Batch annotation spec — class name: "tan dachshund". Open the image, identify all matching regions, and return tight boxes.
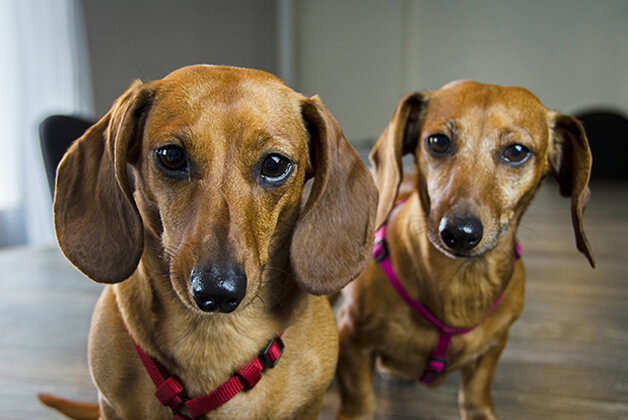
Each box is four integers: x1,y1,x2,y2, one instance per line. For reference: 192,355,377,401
38,64,378,420
336,81,594,420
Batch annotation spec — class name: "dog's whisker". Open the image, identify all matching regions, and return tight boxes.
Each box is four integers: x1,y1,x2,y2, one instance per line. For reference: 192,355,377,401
260,266,296,281
252,294,267,310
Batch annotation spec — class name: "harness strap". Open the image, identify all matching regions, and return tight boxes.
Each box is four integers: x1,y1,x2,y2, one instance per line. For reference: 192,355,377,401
373,204,520,384
375,225,475,336
420,332,452,384
130,334,284,419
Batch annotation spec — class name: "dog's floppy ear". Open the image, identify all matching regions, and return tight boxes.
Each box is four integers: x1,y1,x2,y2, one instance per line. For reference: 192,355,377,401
290,95,378,295
54,80,154,283
369,92,429,229
549,112,595,268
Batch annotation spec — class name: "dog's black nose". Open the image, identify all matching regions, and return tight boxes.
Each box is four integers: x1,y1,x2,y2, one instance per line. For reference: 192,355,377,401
439,215,483,252
190,265,247,313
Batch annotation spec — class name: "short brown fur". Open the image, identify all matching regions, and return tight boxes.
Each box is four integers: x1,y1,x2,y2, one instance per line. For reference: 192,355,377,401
41,65,377,420
336,81,594,420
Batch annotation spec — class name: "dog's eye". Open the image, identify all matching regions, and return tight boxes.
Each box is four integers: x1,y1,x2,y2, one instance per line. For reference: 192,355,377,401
155,145,188,176
259,154,293,187
427,134,453,156
501,144,531,165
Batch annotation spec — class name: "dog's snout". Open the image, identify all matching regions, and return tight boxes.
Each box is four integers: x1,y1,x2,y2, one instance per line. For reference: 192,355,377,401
439,215,483,253
190,265,247,313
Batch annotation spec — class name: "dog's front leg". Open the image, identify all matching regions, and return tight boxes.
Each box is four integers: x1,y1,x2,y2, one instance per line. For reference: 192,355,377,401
458,335,508,420
336,328,377,420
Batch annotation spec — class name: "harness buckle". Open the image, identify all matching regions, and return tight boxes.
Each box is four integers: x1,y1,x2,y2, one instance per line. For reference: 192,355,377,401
259,336,284,369
155,376,185,409
173,410,192,420
373,238,388,263
420,356,447,384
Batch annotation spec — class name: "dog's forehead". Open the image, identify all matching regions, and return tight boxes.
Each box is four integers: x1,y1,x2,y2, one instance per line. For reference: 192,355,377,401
145,65,306,144
427,81,549,137
158,65,301,114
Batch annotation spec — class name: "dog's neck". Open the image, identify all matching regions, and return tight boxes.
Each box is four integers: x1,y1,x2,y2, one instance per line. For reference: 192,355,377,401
388,193,517,329
112,230,305,392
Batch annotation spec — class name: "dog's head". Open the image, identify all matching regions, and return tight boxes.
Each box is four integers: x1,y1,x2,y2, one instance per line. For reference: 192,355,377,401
54,65,377,314
370,80,594,267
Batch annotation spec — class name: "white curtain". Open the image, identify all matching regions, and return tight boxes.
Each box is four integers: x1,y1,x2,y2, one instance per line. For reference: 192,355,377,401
0,0,93,247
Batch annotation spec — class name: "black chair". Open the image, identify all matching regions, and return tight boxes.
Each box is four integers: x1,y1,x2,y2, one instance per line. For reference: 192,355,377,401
39,114,94,198
574,109,628,180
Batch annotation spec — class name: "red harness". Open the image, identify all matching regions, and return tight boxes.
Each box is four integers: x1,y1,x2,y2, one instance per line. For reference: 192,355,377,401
372,202,521,384
130,333,284,419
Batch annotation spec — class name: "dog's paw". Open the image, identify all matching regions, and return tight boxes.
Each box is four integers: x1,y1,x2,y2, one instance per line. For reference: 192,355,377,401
460,406,498,420
337,398,376,420
337,414,374,420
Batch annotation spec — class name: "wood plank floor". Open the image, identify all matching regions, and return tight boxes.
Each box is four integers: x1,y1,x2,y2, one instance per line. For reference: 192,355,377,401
1,179,627,420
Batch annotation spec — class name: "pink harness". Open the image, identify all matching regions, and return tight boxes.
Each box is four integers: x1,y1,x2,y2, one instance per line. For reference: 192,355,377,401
372,203,521,384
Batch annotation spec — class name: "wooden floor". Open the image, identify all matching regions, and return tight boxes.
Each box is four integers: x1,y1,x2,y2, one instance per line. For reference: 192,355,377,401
1,180,627,420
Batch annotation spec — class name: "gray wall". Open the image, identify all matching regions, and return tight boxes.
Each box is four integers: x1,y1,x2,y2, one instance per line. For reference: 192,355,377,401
82,0,278,116
294,0,406,146
82,0,628,147
292,0,628,145
408,0,628,115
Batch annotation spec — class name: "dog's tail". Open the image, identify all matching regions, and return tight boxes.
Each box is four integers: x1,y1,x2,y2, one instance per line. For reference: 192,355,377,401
38,393,99,420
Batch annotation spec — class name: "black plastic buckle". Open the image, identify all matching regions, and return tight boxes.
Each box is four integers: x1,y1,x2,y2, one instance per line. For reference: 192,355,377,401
373,238,388,263
171,400,191,420
259,336,284,369
425,356,446,374
420,356,447,383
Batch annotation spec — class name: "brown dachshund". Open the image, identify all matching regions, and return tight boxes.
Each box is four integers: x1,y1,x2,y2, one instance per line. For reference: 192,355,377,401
336,81,595,420
38,64,378,420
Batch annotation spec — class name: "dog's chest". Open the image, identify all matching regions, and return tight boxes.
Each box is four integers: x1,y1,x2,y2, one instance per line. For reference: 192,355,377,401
376,320,507,389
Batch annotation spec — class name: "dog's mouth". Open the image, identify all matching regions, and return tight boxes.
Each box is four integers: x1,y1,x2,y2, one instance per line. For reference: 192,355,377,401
431,236,484,259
